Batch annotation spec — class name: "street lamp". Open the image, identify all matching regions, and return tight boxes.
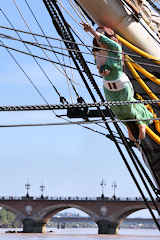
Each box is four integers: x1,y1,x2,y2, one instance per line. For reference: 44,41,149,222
100,178,106,199
40,184,45,199
112,181,117,200
25,182,31,199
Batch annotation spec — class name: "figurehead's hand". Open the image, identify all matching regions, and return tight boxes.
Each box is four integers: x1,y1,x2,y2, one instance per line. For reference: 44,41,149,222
81,23,101,41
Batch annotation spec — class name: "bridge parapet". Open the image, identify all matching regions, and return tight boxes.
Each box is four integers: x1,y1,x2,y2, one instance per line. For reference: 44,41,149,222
0,195,151,201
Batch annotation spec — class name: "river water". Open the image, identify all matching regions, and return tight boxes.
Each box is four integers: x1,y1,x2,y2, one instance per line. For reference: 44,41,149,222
0,228,159,240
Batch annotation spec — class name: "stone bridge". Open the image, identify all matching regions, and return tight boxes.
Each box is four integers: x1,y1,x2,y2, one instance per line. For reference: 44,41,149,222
0,196,159,234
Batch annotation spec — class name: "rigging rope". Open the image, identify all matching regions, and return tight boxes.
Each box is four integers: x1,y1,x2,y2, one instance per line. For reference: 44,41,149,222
1,0,119,145
11,0,62,98
2,25,160,69
24,0,79,99
120,0,160,45
147,0,160,13
0,39,53,108
2,32,160,75
0,99,159,111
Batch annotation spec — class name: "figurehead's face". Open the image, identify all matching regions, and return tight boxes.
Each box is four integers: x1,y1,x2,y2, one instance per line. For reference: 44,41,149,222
96,26,119,43
96,27,105,35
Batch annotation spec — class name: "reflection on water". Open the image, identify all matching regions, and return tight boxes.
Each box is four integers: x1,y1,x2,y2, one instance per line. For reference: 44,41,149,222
0,228,159,240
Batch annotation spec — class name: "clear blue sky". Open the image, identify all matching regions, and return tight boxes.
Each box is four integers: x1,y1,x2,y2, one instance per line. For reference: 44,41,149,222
0,0,158,218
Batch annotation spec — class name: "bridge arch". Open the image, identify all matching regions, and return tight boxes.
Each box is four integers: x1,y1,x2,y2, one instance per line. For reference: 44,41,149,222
34,203,97,223
117,202,159,221
0,204,24,228
118,207,146,220
116,204,159,229
0,203,24,219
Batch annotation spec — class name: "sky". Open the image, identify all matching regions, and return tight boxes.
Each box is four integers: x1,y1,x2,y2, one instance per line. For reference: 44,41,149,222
0,0,159,218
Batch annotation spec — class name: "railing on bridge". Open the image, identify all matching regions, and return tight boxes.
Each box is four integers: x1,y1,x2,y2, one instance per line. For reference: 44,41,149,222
0,196,151,201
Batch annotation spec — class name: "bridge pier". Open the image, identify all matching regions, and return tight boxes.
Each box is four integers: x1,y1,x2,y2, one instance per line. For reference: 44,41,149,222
23,218,46,233
96,219,119,234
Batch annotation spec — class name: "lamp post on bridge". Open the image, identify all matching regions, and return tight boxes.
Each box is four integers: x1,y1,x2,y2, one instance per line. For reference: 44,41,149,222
100,178,106,199
112,181,117,200
40,184,45,199
25,182,31,199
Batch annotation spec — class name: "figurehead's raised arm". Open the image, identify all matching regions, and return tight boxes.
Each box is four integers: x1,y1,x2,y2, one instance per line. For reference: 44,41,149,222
81,22,101,42
81,23,121,51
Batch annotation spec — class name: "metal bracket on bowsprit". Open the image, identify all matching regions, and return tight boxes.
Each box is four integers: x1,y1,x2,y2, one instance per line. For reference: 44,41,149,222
67,107,89,120
67,107,110,119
